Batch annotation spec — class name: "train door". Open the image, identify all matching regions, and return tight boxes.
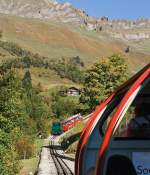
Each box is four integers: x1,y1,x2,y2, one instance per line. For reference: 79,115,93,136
96,68,150,175
82,92,130,175
75,85,135,174
76,85,134,175
75,93,115,175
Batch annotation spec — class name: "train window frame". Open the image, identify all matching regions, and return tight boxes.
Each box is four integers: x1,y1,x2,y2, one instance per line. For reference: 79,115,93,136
113,77,150,140
99,92,126,136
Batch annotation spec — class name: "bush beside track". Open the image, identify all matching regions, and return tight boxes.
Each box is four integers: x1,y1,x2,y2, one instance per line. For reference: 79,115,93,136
59,122,85,154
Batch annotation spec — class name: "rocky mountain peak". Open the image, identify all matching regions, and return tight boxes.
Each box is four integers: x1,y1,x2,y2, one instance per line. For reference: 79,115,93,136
0,0,150,41
0,0,87,24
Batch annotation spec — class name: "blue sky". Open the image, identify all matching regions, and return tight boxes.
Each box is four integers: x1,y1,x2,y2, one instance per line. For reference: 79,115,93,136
59,0,150,19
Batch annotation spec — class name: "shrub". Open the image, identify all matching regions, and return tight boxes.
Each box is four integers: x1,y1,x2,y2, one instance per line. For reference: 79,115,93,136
15,136,35,159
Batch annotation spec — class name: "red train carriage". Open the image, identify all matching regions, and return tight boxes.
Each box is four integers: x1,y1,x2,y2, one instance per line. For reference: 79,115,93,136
61,113,82,132
75,63,150,175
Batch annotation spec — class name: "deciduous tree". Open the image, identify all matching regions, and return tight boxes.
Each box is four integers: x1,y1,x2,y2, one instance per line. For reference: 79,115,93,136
80,55,128,112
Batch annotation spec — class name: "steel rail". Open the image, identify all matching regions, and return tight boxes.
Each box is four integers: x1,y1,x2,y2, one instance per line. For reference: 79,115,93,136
50,140,74,175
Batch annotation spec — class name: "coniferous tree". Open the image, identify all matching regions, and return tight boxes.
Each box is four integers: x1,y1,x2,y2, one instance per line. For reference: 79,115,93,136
22,70,32,97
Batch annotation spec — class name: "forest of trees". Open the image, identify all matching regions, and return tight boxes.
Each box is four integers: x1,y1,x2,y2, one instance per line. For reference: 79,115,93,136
0,39,85,174
0,34,129,174
50,55,128,117
0,40,84,83
0,69,51,174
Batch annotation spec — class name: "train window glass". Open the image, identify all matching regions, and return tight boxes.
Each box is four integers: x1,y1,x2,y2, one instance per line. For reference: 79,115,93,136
101,94,125,135
114,104,150,138
114,77,150,139
102,104,119,135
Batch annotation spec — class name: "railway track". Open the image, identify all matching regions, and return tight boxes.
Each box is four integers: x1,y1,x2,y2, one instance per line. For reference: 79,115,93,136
50,140,74,175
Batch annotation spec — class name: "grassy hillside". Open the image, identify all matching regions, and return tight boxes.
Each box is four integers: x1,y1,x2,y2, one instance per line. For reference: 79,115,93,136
18,67,76,90
0,15,121,62
0,14,149,73
0,39,79,91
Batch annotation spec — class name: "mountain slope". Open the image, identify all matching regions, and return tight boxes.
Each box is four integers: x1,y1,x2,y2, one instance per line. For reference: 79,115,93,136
0,15,121,61
1,0,150,42
0,14,149,73
0,0,149,73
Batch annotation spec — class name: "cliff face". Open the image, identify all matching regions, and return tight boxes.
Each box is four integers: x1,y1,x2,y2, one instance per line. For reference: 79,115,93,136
0,0,150,41
0,0,87,24
96,19,150,41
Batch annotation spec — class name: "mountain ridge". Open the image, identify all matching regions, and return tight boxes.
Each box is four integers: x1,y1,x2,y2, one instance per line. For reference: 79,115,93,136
0,0,87,24
0,0,149,72
0,0,150,41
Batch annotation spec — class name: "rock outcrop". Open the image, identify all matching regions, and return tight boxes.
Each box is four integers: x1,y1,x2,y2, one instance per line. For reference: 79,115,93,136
0,0,150,41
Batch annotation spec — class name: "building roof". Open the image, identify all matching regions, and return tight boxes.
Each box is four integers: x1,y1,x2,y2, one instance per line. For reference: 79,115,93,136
68,87,80,91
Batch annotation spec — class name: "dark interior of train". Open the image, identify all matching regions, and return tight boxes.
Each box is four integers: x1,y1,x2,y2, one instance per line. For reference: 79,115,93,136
116,77,150,139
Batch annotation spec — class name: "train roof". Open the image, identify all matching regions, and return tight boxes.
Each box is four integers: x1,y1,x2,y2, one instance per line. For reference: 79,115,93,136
61,113,82,124
114,63,150,96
